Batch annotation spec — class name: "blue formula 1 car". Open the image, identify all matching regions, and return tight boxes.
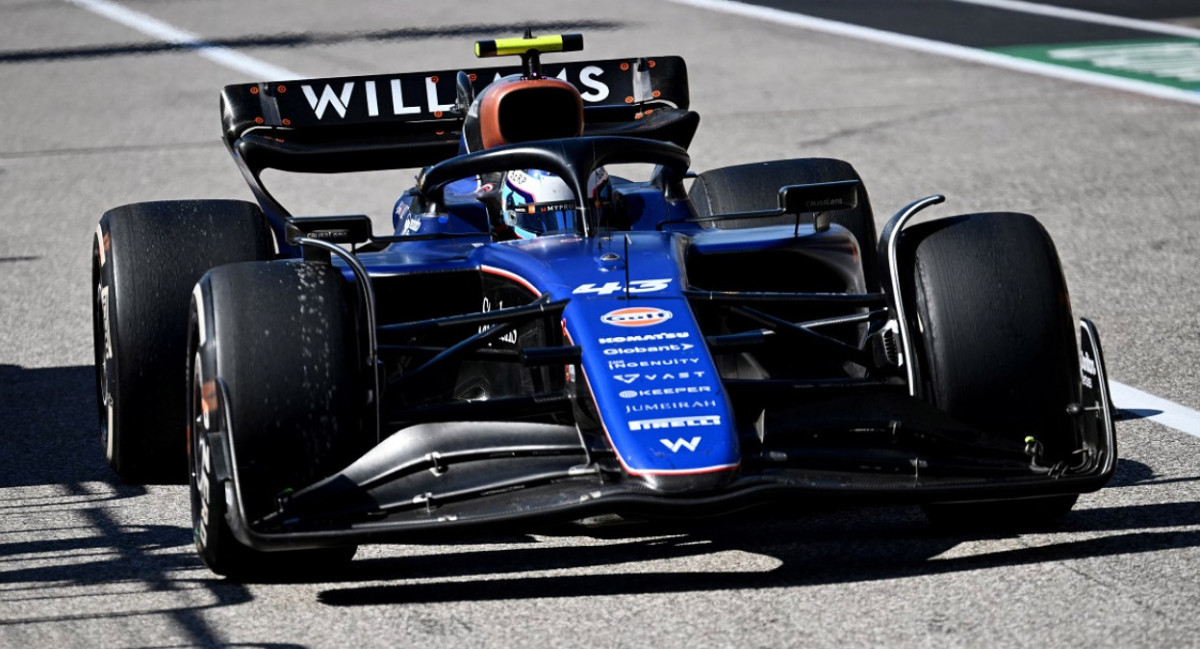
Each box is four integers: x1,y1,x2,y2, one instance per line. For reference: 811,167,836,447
92,34,1116,577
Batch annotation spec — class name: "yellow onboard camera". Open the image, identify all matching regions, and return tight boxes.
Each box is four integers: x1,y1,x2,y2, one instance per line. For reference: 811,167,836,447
475,32,584,77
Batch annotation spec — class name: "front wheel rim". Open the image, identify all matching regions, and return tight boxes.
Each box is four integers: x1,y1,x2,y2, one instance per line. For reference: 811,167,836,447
188,348,212,553
92,242,116,463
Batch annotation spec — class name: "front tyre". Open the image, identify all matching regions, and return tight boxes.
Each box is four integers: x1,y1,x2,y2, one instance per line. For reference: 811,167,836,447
188,261,362,578
900,213,1082,527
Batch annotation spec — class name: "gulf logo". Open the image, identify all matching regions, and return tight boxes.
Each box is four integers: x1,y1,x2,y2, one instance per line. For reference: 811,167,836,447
601,307,673,328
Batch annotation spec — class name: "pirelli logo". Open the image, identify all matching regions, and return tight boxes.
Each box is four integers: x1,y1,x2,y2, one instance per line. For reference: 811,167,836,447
628,415,721,431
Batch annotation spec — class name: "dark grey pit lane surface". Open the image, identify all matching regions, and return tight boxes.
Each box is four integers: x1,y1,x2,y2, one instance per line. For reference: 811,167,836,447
2,1,1199,648
1027,0,1200,21
729,0,1164,47
0,20,626,65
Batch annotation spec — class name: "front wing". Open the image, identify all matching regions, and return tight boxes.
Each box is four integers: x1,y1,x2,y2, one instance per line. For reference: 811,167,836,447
211,320,1115,551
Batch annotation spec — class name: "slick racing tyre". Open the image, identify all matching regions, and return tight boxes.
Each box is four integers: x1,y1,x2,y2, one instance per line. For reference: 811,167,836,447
93,200,273,483
900,212,1081,527
188,261,361,578
689,158,879,286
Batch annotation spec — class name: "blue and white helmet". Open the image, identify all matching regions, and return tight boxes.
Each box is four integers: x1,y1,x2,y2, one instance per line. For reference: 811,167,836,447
502,167,609,239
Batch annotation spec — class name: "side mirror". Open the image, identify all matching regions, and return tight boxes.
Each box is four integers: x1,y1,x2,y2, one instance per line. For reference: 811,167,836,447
285,215,373,246
778,179,859,215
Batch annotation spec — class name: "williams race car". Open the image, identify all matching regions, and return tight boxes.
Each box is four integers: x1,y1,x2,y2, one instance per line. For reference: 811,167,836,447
92,34,1116,577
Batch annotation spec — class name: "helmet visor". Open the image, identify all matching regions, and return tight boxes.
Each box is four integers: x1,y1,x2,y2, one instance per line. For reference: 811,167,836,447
509,200,578,238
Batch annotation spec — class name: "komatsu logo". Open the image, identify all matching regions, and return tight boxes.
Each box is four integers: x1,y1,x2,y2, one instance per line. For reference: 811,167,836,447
599,331,689,345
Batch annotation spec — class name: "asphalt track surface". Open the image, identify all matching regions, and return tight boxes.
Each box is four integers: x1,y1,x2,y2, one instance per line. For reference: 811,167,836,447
2,1,1199,647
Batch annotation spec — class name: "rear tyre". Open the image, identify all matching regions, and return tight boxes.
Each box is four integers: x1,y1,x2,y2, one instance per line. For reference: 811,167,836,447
188,261,362,578
93,200,273,483
689,158,879,285
899,213,1081,527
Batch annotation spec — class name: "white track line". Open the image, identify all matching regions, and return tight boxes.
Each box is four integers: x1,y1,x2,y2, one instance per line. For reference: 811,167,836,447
1110,381,1200,439
660,0,1200,106
950,0,1200,40
66,0,1200,441
64,0,301,80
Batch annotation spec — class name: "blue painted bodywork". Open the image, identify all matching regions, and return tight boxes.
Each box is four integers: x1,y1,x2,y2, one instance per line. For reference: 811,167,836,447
339,180,863,484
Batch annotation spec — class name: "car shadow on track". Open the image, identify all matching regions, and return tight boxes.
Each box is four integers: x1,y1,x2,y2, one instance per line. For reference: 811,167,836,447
0,364,113,488
316,455,1200,606
6,365,1198,614
0,364,258,649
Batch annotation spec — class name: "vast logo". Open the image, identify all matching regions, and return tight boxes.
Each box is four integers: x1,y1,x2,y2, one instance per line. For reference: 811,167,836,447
611,371,708,384
600,307,673,328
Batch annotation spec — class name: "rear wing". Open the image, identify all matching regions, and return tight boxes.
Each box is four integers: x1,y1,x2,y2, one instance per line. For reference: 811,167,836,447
220,56,694,176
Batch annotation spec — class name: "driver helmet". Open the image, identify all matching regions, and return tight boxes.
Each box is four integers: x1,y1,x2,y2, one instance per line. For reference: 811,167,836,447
502,167,609,239
455,73,611,238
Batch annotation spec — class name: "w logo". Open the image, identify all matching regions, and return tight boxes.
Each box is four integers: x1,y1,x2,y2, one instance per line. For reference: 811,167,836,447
660,437,701,453
302,82,355,119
